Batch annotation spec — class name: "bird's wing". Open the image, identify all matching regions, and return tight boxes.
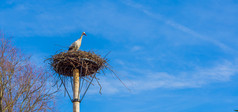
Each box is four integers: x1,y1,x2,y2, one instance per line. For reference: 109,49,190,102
70,42,76,47
68,46,74,51
68,42,77,51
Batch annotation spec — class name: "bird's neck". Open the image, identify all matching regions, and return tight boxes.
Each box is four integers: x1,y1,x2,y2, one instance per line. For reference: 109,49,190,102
77,34,84,41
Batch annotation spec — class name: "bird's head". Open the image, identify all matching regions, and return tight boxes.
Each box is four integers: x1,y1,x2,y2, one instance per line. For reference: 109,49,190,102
82,32,87,36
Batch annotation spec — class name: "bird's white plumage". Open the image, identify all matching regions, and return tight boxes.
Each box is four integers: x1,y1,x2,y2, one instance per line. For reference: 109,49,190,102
68,32,86,52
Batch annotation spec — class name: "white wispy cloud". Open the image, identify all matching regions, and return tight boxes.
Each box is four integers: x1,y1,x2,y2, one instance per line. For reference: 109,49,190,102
131,45,142,52
89,60,237,94
123,0,235,53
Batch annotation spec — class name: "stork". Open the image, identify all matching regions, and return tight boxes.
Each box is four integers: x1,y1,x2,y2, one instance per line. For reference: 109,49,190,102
68,32,87,52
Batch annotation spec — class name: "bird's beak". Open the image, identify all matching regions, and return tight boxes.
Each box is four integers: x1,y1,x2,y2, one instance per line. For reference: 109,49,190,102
84,33,87,36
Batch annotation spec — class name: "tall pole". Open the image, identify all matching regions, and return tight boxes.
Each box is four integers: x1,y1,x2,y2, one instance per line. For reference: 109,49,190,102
73,69,80,112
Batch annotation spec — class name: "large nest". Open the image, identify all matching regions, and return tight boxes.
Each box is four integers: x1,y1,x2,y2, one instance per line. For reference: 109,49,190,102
49,51,108,77
46,50,128,100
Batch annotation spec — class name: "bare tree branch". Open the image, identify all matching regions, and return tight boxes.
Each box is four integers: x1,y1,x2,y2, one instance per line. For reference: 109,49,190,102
0,34,57,112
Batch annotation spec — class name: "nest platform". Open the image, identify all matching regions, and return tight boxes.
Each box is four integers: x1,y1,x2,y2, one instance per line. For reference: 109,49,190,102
49,51,107,77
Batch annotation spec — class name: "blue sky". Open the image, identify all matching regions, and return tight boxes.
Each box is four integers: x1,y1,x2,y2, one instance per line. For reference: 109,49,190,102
1,0,238,112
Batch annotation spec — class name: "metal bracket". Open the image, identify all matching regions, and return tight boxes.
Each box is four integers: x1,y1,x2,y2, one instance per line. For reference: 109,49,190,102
72,99,80,102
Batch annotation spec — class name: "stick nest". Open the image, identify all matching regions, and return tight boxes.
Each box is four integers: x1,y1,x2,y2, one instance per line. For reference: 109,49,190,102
49,51,108,77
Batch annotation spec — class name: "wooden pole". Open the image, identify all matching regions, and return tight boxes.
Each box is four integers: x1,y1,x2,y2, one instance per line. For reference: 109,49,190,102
73,69,80,112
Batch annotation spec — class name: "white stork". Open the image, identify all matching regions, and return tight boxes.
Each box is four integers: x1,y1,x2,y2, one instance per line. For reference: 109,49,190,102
68,32,87,52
